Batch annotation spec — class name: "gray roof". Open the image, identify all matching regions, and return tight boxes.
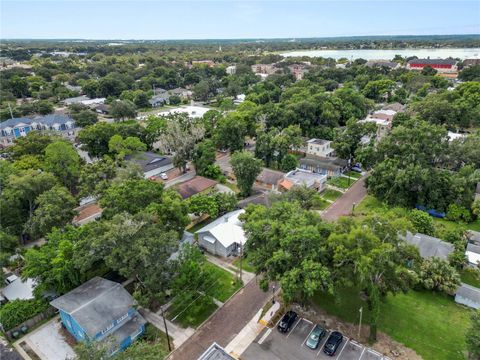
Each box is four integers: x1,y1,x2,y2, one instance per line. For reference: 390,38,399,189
149,93,170,105
467,243,480,255
300,155,348,171
124,152,173,174
456,283,480,304
198,343,235,360
0,115,74,130
467,230,480,246
404,232,454,260
50,277,134,338
366,60,399,68
408,58,457,65
256,168,285,186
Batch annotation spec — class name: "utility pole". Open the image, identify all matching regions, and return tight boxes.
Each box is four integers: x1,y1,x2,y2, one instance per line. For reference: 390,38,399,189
358,307,363,339
272,284,276,304
352,202,356,216
160,305,172,352
238,245,243,283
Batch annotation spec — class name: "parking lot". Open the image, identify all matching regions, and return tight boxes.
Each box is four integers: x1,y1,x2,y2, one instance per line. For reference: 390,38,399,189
242,317,391,360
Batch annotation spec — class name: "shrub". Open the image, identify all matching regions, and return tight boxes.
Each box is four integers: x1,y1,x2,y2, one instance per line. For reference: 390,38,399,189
446,204,472,223
0,299,49,330
409,209,435,236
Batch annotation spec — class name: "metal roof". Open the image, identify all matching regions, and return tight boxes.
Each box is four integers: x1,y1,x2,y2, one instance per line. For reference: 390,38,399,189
403,232,454,260
456,283,480,304
196,210,246,249
198,342,235,360
124,152,173,174
407,58,457,65
0,115,74,130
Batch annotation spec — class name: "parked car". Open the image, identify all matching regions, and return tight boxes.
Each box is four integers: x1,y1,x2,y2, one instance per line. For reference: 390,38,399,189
323,331,343,356
4,273,18,285
351,166,362,173
306,324,327,349
160,173,168,180
277,311,298,333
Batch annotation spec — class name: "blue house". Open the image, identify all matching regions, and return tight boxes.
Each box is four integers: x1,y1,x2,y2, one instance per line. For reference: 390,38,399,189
50,277,146,355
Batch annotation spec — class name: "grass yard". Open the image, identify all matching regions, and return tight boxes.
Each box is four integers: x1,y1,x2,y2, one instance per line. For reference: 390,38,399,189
460,268,480,288
187,217,215,233
345,171,362,179
313,197,331,210
355,195,480,233
232,256,256,273
167,297,218,328
223,181,240,194
321,189,343,202
204,262,242,302
312,287,472,360
327,176,356,189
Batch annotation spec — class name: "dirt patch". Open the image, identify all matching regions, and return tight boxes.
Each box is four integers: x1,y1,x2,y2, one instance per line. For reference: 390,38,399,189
293,303,422,360
59,323,78,349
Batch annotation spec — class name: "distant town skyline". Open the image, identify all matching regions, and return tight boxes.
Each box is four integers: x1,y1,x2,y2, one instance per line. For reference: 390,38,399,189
1,1,479,40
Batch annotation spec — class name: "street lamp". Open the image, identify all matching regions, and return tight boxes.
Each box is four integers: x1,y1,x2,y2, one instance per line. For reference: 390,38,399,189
352,202,357,216
358,307,363,339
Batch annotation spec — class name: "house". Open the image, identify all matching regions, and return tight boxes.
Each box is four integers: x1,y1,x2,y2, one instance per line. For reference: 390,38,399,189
280,168,327,192
463,59,480,67
365,60,400,69
455,283,480,309
73,203,102,226
255,168,285,190
198,342,236,360
288,64,309,80
196,210,246,257
403,232,454,260
359,115,393,141
1,278,36,301
94,104,110,115
65,84,83,93
226,65,237,75
157,106,210,119
149,94,169,108
0,115,76,147
50,277,146,355
176,176,218,199
382,102,406,113
251,64,278,76
466,243,480,267
406,58,457,73
191,60,216,68
234,94,246,105
169,88,192,99
447,131,466,142
299,155,348,178
306,139,335,158
169,232,194,261
467,230,480,246
63,95,90,106
124,152,174,179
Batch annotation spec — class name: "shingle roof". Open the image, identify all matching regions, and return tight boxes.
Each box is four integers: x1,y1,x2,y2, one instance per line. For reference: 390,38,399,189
177,176,218,199
408,58,457,65
0,115,74,130
456,283,480,304
403,232,454,260
300,155,348,171
124,152,173,174
256,168,285,186
50,277,134,338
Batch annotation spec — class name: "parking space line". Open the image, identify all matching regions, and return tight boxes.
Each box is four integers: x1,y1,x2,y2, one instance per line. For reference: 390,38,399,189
358,346,366,359
303,318,313,324
335,339,348,359
286,317,301,338
301,324,316,347
257,328,271,345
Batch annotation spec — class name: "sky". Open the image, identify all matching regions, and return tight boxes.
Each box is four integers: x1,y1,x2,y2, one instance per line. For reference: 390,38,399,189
1,1,479,40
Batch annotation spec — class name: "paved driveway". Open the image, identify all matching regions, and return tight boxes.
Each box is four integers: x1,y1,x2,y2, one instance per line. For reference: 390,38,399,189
321,176,368,221
242,316,390,360
15,318,75,360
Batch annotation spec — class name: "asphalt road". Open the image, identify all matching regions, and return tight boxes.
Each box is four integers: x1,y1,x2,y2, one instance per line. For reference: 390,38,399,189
321,176,368,221
168,278,271,360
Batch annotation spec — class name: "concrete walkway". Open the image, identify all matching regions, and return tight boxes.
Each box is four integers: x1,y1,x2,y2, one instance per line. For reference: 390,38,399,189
205,254,256,284
139,308,195,349
322,176,368,221
225,301,281,358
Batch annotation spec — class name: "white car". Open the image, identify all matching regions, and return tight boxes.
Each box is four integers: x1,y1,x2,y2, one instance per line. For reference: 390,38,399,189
160,173,168,180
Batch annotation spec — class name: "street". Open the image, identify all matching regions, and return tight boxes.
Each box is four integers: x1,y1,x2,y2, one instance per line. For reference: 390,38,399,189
168,278,270,360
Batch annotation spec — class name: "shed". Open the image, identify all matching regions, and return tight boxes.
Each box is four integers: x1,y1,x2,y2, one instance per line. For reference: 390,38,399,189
466,243,480,267
1,278,36,301
455,283,480,309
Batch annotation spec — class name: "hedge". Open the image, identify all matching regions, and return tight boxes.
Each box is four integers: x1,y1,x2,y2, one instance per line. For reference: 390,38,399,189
0,299,49,331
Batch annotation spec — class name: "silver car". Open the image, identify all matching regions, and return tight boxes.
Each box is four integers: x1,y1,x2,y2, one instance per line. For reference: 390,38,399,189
306,325,326,350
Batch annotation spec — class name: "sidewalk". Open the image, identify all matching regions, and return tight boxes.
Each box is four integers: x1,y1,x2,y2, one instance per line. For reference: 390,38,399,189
225,301,281,358
139,308,195,348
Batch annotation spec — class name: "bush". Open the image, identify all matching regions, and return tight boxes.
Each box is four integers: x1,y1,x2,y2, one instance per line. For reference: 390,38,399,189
446,204,472,223
0,299,49,330
409,209,435,236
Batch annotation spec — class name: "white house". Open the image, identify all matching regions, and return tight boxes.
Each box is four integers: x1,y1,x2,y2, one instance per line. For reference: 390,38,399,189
306,139,335,158
455,283,480,309
466,243,480,267
196,210,246,257
226,65,237,75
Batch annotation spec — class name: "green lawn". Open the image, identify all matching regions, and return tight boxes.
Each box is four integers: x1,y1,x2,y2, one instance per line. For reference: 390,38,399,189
232,256,256,273
204,262,242,302
345,171,363,179
312,196,331,210
327,176,356,189
321,189,343,202
167,298,218,328
313,287,472,360
355,195,480,233
187,217,215,233
460,268,480,288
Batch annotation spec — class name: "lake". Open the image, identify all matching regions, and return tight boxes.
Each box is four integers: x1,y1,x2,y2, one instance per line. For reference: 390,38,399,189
280,48,480,60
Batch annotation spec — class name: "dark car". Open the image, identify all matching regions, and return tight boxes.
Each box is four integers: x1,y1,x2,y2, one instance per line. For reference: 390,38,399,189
323,331,343,356
305,324,326,349
277,311,298,333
